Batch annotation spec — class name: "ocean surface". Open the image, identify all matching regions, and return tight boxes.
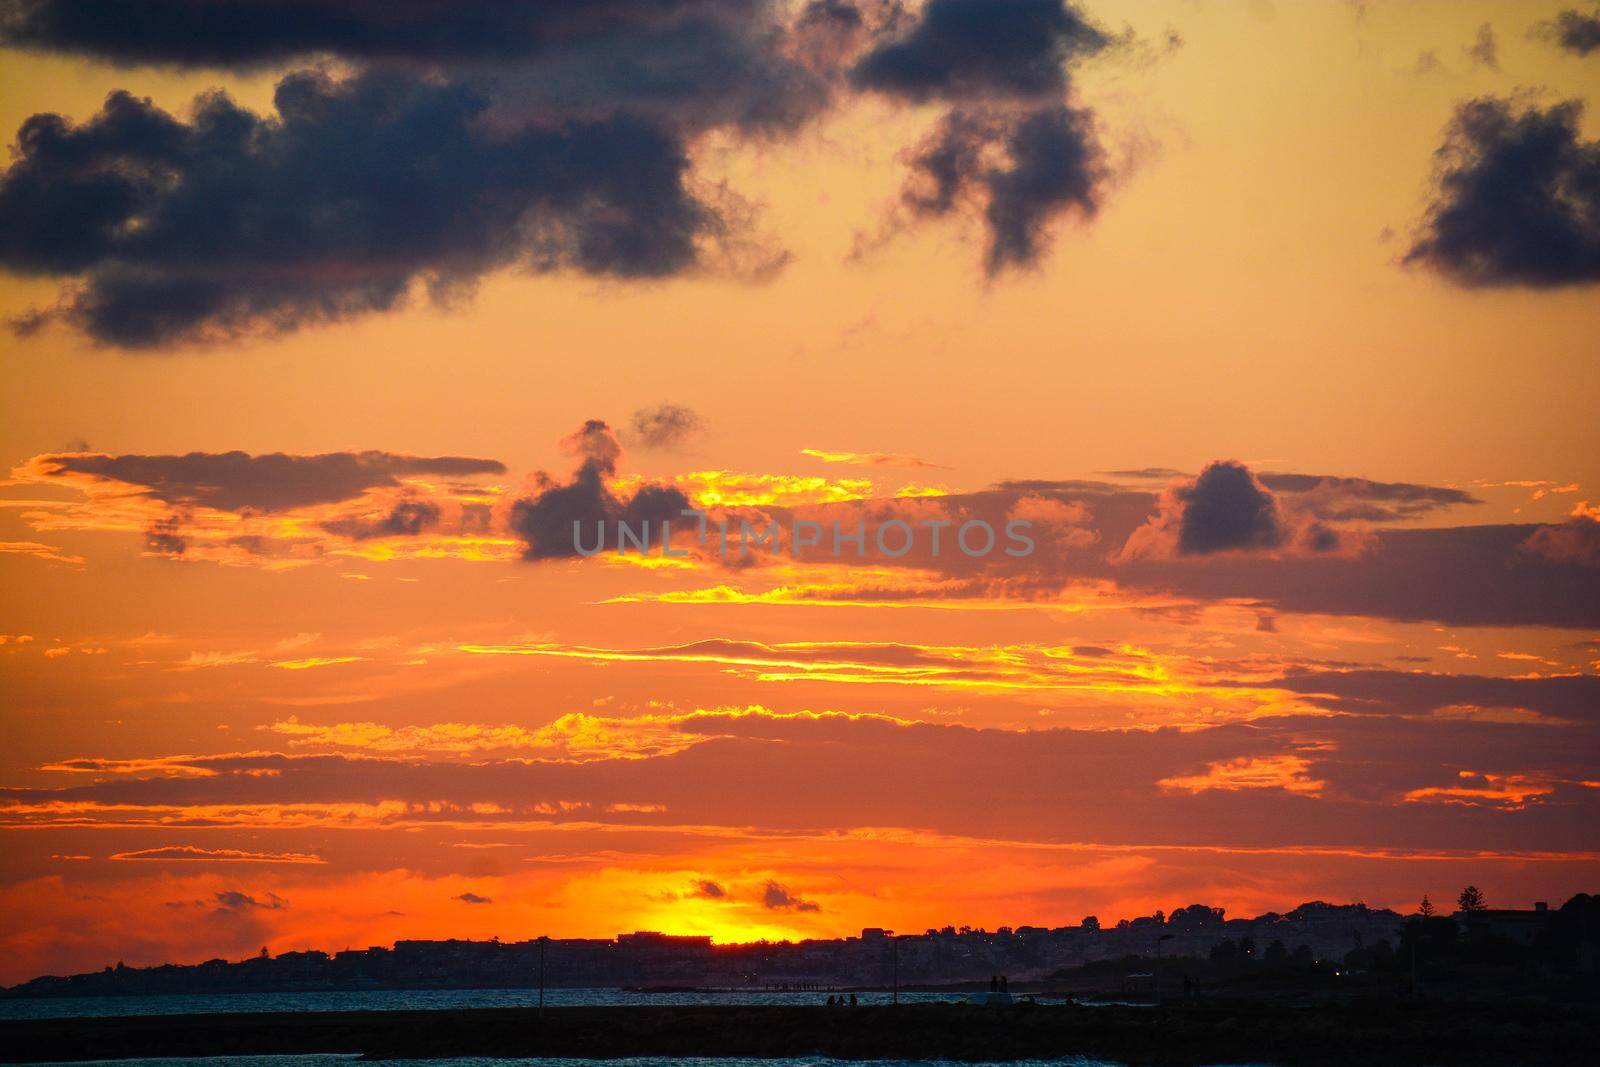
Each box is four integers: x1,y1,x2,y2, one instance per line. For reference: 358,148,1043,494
0,986,1153,1021
44,1059,1142,1067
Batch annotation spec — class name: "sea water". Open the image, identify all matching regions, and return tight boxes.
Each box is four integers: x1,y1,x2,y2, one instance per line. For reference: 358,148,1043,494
43,1059,1141,1067
0,987,1148,1021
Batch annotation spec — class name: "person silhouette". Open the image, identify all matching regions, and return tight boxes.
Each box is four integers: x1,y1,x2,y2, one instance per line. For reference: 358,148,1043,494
826,994,836,1007
1000,975,1008,992
849,993,857,1007
989,975,999,992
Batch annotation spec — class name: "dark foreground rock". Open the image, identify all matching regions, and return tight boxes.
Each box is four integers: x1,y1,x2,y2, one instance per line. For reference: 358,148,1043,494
3,1001,1596,1065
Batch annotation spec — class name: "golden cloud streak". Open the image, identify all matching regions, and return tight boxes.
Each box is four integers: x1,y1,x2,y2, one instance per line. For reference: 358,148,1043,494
614,470,877,508
0,540,85,566
1402,771,1573,810
108,846,326,863
800,448,948,470
5,453,514,568
455,638,1285,709
1158,755,1327,796
7,802,1597,868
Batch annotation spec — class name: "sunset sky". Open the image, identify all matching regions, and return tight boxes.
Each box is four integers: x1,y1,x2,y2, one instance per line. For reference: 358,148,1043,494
1,0,1598,986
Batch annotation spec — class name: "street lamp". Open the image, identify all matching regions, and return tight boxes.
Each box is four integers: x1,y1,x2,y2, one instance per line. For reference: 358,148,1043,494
538,936,549,1014
891,936,899,1006
1155,934,1175,1006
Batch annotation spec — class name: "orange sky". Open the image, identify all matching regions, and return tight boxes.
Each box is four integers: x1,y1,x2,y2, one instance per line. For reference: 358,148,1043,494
1,0,1598,986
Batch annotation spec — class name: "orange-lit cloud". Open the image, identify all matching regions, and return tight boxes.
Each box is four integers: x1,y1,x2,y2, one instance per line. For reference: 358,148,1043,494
615,470,877,508
0,540,84,565
1158,755,1327,796
5,449,515,568
801,448,948,470
110,846,327,863
260,709,744,761
270,656,365,670
455,636,1265,708
1403,772,1566,811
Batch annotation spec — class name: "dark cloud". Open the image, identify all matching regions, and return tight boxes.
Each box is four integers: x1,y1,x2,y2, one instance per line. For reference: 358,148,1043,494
1274,669,1600,724
823,475,1596,628
563,418,625,475
689,878,727,899
0,1,860,346
0,1,1160,342
672,478,1598,628
476,14,832,136
19,98,744,341
1411,49,1443,76
1116,523,1600,628
213,890,287,911
1,70,743,346
38,450,504,511
1176,461,1284,555
798,0,863,34
11,711,1598,856
630,403,705,450
789,0,872,76
849,0,1107,102
1522,517,1600,566
1095,469,1477,524
0,0,753,67
1114,462,1365,560
1257,472,1481,522
848,0,1118,275
1403,97,1600,288
992,478,1133,494
984,105,1106,272
1543,9,1600,57
0,0,832,137
1464,22,1498,69
321,500,442,540
509,468,613,559
509,420,691,559
898,108,986,216
762,880,821,911
900,104,1107,274
453,891,494,905
143,513,188,555
1100,467,1187,480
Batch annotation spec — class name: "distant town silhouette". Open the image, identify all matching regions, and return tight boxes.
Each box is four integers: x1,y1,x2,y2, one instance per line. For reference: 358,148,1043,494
9,889,1595,1000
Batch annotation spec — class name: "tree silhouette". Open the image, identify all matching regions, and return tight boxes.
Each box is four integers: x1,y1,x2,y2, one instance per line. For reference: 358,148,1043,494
1458,885,1487,912
1419,895,1435,917
1081,915,1099,931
